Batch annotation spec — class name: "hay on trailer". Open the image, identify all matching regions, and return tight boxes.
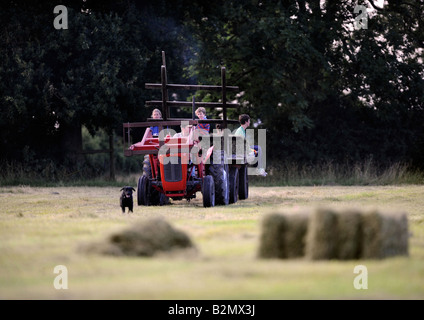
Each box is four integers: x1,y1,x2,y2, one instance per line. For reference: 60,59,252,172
81,217,196,257
305,208,338,260
258,212,308,259
335,209,362,260
361,210,409,259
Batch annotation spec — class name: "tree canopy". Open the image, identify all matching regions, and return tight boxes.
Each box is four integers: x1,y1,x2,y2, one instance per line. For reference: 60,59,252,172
1,0,423,176
183,0,424,166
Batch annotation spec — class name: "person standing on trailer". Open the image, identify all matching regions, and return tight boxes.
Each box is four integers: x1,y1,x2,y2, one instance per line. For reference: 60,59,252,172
234,114,267,177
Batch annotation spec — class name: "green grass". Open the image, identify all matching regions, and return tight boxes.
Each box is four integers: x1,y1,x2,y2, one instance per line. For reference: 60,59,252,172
2,159,424,188
251,161,424,186
0,185,423,299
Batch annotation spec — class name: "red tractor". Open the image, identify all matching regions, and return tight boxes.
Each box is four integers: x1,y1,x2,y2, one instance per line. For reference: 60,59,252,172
123,52,250,207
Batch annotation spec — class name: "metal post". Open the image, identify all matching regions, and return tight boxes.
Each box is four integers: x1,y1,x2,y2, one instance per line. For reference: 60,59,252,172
161,65,168,120
222,67,227,129
109,134,115,181
127,122,130,147
192,96,196,120
162,51,166,68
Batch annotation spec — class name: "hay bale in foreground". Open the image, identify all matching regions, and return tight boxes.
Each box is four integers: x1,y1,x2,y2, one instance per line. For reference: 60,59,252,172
258,208,409,261
305,208,338,260
257,214,285,259
361,211,409,259
82,218,196,257
258,213,308,259
335,210,362,260
284,214,309,258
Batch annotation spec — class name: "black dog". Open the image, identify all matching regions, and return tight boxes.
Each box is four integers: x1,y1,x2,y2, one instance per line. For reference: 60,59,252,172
120,186,135,213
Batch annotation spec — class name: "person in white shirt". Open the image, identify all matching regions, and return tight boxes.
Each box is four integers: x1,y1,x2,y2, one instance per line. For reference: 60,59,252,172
173,123,192,138
234,114,267,177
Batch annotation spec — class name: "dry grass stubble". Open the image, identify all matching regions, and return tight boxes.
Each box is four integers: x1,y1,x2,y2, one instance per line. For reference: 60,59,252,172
0,185,423,299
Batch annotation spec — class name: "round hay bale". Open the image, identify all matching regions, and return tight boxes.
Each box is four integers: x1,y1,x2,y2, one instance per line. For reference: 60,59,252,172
382,212,409,258
305,208,338,260
258,213,308,259
361,211,409,259
284,214,309,258
335,209,362,260
257,213,286,259
361,210,383,259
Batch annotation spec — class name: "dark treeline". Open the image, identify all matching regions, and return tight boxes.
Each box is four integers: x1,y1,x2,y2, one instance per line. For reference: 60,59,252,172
1,0,423,179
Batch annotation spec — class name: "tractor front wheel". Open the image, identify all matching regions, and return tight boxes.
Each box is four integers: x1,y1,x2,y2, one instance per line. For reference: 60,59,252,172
142,154,164,205
208,150,229,206
137,175,149,206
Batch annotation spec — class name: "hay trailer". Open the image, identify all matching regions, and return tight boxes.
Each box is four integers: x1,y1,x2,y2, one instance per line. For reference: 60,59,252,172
123,52,250,207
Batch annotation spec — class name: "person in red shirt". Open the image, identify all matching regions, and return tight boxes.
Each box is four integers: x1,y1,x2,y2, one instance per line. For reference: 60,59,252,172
195,107,210,134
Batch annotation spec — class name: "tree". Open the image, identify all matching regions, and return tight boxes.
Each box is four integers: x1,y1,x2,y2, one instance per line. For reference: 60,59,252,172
183,0,424,167
0,0,191,175
1,0,423,178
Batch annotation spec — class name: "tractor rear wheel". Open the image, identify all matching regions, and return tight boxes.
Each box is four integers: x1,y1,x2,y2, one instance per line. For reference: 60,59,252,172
202,175,215,207
208,150,229,206
239,165,249,200
229,167,239,204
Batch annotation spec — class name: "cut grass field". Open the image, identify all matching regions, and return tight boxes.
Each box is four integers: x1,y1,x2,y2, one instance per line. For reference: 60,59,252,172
0,185,423,299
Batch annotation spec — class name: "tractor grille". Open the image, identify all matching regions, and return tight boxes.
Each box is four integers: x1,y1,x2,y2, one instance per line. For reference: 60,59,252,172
163,156,182,182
